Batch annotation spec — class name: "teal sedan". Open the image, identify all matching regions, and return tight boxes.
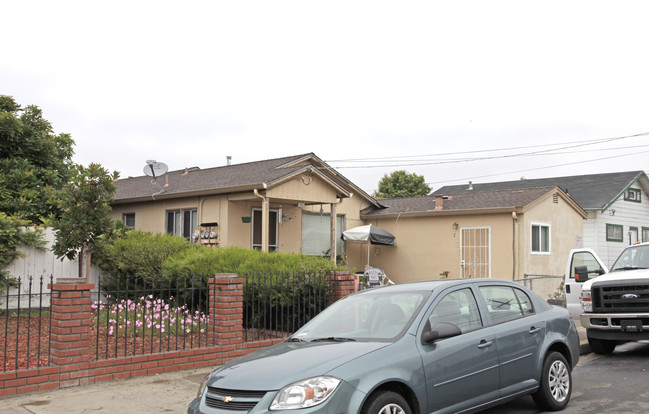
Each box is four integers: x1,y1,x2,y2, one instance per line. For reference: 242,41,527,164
188,278,579,414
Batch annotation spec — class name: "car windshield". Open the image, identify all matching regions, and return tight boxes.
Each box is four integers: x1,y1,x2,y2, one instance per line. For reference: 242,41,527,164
290,289,430,341
611,244,649,272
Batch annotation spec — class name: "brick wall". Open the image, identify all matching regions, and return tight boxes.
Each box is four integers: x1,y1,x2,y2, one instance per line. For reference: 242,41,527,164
0,272,355,397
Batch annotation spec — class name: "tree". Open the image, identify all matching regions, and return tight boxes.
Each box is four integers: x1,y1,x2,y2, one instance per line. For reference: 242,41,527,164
51,163,119,281
0,213,45,297
374,170,431,198
0,95,75,223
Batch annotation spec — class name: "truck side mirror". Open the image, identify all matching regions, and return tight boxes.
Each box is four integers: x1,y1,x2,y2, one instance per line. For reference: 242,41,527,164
574,265,589,282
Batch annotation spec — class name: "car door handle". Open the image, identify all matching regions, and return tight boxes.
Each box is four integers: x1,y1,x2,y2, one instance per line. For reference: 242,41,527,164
529,327,542,334
477,340,493,349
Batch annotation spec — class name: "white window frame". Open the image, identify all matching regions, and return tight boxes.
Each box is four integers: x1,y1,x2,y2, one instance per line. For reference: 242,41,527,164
531,223,551,254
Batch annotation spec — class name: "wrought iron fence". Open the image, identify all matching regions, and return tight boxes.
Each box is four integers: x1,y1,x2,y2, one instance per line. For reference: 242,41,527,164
1,272,336,372
1,276,53,372
243,272,332,341
92,274,213,361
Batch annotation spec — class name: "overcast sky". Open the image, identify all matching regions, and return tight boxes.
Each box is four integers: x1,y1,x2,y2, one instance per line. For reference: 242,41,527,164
3,1,648,194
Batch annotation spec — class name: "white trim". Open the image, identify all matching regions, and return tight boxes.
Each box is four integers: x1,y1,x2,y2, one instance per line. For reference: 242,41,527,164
530,222,551,255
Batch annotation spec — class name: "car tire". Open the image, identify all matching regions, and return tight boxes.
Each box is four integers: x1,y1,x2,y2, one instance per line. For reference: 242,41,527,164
361,391,412,414
532,351,572,411
588,337,616,355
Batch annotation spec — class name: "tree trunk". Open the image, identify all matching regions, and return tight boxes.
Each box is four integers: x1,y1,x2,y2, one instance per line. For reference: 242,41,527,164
78,246,85,278
85,250,92,283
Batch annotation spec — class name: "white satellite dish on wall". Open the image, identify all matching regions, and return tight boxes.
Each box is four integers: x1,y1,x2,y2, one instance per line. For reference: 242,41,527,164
143,160,168,179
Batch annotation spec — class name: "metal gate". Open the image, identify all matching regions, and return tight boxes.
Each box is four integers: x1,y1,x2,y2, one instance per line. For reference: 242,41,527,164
461,227,491,278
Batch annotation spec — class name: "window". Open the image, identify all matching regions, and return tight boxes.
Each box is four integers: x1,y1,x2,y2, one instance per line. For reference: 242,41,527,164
302,212,345,256
427,288,482,334
624,188,641,202
479,286,529,324
606,223,623,242
252,208,278,251
167,209,197,239
123,213,135,229
643,227,649,243
531,224,550,253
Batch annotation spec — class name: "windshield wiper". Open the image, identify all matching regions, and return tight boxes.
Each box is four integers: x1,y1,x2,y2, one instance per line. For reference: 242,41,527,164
614,266,649,271
310,337,356,342
286,336,307,342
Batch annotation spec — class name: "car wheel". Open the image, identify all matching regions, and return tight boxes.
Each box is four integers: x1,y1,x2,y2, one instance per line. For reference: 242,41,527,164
588,337,616,355
361,391,412,414
532,351,572,411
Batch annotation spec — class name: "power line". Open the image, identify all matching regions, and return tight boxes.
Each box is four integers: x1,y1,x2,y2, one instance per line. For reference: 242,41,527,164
426,149,649,185
326,131,649,167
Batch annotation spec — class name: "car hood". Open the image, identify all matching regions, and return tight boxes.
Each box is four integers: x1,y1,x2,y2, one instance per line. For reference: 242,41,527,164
207,340,388,390
583,268,649,289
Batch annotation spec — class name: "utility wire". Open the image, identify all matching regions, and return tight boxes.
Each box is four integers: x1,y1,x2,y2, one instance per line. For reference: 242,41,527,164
326,131,649,167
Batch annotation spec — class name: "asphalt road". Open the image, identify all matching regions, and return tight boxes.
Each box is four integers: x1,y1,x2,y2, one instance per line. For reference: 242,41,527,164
480,341,649,414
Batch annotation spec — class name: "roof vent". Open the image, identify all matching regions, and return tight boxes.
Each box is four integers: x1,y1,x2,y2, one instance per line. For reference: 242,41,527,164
467,181,473,191
226,156,232,166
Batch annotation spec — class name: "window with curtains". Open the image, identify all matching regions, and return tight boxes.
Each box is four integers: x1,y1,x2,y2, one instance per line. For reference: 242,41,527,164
301,212,345,256
166,209,198,240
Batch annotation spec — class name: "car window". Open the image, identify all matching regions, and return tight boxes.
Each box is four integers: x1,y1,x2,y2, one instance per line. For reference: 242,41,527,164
427,288,482,334
569,251,603,279
514,288,534,315
292,291,429,341
479,286,526,324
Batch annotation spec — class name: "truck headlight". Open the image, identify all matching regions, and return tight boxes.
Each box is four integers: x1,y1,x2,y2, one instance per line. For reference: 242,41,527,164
581,290,592,312
270,376,341,410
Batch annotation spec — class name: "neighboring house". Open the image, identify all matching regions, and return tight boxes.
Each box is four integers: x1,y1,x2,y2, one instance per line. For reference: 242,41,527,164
110,153,381,265
360,187,587,285
433,171,649,267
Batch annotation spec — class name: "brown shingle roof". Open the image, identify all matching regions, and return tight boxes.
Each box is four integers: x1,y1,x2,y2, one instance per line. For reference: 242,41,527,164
113,153,380,206
363,187,563,216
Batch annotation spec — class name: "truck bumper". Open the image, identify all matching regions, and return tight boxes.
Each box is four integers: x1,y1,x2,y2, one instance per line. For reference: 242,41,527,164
581,312,649,340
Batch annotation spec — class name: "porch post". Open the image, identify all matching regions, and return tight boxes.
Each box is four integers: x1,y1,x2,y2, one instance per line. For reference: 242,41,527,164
330,203,337,262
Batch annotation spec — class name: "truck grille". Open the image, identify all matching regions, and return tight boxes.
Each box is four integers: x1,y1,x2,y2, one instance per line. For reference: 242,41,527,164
205,387,268,411
592,279,649,313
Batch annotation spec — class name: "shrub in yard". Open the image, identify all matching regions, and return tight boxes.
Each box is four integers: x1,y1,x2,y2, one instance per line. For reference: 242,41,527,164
95,230,194,296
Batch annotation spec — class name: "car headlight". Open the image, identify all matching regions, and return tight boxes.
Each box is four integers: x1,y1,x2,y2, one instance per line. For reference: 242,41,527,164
197,374,210,399
270,376,341,410
581,290,592,312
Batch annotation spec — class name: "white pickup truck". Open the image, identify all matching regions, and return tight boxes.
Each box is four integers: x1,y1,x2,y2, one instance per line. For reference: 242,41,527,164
564,242,649,354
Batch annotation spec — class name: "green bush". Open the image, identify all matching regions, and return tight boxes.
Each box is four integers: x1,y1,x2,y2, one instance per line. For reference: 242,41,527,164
162,246,345,278
96,230,194,277
0,213,45,298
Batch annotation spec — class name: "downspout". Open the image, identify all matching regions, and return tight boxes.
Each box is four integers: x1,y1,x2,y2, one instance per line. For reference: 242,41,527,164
254,186,269,252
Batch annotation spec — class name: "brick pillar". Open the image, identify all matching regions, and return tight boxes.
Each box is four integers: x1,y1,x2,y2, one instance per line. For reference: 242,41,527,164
328,272,357,305
208,274,244,346
48,279,94,379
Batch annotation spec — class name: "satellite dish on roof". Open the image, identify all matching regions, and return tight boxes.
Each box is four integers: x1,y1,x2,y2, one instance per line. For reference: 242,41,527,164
143,160,169,199
143,160,168,179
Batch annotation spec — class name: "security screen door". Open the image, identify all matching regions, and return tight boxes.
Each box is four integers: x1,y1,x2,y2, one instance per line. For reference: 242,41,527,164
460,227,491,278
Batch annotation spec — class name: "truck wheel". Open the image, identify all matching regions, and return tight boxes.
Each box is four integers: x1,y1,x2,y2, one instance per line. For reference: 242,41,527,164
361,391,412,414
588,337,616,355
532,351,572,411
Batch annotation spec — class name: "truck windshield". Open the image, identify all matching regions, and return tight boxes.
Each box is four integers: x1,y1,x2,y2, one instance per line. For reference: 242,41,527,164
610,244,649,272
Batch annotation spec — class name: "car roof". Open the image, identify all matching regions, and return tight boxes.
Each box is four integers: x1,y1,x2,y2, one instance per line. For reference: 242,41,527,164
367,278,522,293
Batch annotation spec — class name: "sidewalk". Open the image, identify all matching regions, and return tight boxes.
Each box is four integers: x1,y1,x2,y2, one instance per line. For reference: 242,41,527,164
0,367,211,414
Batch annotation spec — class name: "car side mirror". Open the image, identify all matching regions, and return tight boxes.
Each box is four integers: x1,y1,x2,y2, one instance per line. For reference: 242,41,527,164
422,322,462,344
574,265,589,282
